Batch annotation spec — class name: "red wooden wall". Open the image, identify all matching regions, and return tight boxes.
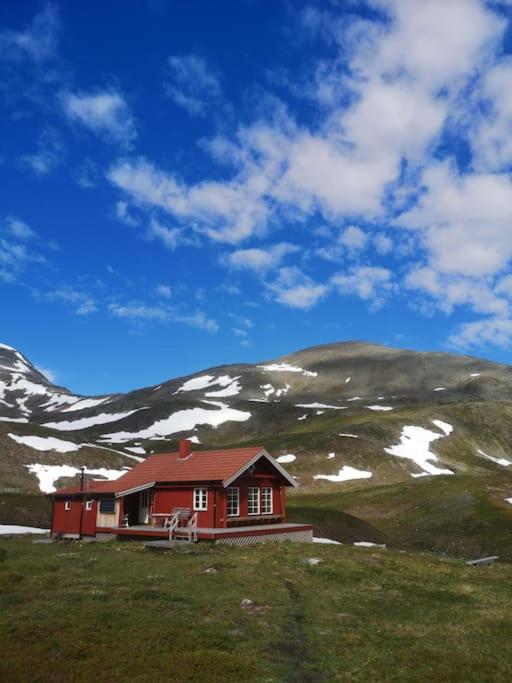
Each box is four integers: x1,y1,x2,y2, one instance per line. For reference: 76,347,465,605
51,497,97,536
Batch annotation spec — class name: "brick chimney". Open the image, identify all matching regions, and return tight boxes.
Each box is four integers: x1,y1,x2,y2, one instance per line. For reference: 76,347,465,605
178,439,193,459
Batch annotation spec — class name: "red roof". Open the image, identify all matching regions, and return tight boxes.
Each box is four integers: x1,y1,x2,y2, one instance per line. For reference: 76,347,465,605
51,446,290,496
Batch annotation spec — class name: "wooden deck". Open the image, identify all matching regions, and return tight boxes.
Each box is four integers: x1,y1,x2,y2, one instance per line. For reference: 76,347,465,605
110,522,313,541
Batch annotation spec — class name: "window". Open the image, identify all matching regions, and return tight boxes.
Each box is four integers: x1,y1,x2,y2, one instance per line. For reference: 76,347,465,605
64,500,71,511
85,500,93,511
99,498,116,514
194,488,208,511
248,487,260,515
227,487,239,516
261,488,273,514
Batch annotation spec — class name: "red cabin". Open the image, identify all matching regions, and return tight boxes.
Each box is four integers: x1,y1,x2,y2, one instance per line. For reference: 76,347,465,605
48,440,313,544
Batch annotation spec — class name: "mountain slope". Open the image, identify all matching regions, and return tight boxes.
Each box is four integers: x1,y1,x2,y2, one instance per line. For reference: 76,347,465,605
2,340,512,498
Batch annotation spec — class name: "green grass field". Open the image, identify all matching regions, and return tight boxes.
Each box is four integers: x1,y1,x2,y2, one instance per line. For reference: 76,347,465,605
288,473,512,560
1,537,512,682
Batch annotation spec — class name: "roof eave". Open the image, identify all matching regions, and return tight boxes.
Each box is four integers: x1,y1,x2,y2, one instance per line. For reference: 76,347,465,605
115,481,156,498
222,449,298,488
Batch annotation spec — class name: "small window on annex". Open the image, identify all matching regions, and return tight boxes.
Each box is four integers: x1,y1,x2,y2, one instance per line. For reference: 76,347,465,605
99,498,116,514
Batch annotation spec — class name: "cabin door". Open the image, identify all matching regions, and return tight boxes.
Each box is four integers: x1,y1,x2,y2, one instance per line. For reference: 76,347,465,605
138,490,150,524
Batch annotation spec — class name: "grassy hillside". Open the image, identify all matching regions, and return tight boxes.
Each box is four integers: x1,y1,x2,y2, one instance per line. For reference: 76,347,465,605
288,472,512,561
0,492,51,528
1,538,512,682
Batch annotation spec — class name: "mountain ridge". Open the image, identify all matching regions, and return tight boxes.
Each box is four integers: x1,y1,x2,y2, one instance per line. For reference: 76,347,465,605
2,339,512,498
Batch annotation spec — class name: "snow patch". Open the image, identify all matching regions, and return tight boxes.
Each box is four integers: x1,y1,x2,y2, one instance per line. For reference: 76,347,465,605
0,416,28,423
25,464,126,494
327,452,335,459
43,408,146,431
431,419,453,436
477,448,512,468
313,537,342,545
297,414,308,421
276,454,296,464
40,393,81,411
470,373,481,377
205,377,242,398
434,387,447,392
175,375,216,392
384,423,454,477
8,434,80,453
338,433,359,438
80,442,144,462
0,525,49,535
345,377,351,383
366,405,393,411
175,374,238,394
258,362,317,377
314,466,372,482
125,446,146,455
295,402,346,410
62,396,112,412
261,384,275,398
99,402,251,443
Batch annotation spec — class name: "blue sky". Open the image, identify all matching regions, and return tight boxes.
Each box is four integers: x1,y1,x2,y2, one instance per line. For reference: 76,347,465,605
3,1,512,395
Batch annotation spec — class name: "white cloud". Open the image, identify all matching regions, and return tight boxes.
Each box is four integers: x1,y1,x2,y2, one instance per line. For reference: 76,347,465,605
495,275,512,298
108,303,218,333
6,217,35,241
155,285,172,299
339,225,367,251
19,128,63,176
74,159,98,189
267,267,328,309
147,217,198,250
398,163,512,278
374,233,393,255
0,3,60,63
0,217,45,282
449,317,512,349
62,90,136,147
225,243,299,272
469,58,512,171
107,156,270,243
331,266,393,308
44,287,97,316
405,266,508,317
165,54,222,116
115,200,139,226
104,1,512,349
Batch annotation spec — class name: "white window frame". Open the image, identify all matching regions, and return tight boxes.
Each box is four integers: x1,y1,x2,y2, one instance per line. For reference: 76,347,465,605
261,487,273,515
193,487,208,511
248,487,260,515
64,500,71,511
227,487,239,517
85,500,93,511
